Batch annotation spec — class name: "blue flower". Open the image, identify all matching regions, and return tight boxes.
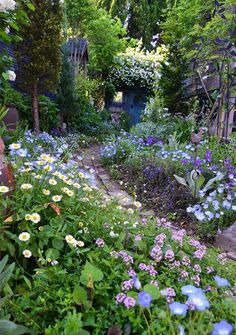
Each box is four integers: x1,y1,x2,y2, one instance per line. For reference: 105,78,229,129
138,291,153,308
132,277,141,290
169,302,188,317
178,325,185,335
213,275,230,287
181,285,203,296
211,320,233,335
187,292,210,311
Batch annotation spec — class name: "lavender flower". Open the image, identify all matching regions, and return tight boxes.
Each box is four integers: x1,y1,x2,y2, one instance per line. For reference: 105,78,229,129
211,320,233,335
138,291,153,308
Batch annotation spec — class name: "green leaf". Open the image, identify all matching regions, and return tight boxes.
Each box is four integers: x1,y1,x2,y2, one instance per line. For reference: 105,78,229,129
9,22,19,31
22,276,32,290
204,172,224,191
173,174,187,186
127,291,138,300
27,3,35,11
0,256,9,274
52,239,64,250
0,320,28,335
73,285,87,305
143,284,160,300
0,263,15,291
45,248,60,260
80,261,103,287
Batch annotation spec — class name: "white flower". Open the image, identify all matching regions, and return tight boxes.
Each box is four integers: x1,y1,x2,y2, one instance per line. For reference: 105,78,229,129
65,235,76,244
23,249,32,258
9,143,21,150
43,189,50,195
20,183,33,190
52,195,62,202
7,70,16,81
25,214,32,221
0,186,9,193
19,232,30,241
134,201,142,208
31,213,41,223
49,179,57,185
75,240,84,247
0,0,16,13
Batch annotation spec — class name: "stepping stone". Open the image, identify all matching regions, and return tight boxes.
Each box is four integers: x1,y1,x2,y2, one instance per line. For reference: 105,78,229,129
99,174,110,181
215,223,236,253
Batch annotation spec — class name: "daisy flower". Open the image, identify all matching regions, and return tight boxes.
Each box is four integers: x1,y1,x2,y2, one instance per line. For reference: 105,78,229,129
23,249,32,258
19,232,30,241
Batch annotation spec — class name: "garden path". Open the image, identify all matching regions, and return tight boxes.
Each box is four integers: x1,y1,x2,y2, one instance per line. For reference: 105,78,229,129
74,145,236,261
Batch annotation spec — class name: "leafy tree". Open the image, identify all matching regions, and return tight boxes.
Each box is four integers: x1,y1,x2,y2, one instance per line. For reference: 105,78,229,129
97,0,167,49
14,0,62,133
65,0,127,76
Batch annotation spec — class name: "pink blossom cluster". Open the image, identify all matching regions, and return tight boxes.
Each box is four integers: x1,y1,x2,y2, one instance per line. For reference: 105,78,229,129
150,245,162,262
138,263,158,276
172,229,186,246
95,238,105,248
116,293,136,308
217,253,228,265
110,250,134,265
122,279,134,291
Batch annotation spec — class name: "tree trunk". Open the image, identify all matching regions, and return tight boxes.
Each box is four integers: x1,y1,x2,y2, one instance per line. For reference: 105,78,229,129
32,83,40,134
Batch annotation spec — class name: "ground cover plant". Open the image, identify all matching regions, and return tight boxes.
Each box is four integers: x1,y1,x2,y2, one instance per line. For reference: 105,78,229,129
101,125,236,237
0,131,236,334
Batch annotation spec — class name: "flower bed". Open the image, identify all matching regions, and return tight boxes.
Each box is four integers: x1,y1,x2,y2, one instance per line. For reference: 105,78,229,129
0,131,236,334
101,129,236,237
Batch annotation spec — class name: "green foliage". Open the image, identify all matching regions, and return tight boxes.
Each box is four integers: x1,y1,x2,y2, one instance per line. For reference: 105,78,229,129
56,47,76,122
130,121,166,140
99,0,168,49
158,46,190,115
14,0,62,93
65,0,127,75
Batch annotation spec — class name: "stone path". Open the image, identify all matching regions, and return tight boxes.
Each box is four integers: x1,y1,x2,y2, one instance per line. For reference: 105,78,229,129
74,145,236,261
74,145,133,207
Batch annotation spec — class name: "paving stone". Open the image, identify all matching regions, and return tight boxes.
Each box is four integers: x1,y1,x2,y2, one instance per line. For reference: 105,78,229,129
227,252,236,261
215,223,236,253
99,174,110,181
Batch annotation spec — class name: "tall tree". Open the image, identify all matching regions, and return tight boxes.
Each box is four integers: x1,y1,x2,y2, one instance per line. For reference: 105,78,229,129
14,0,62,133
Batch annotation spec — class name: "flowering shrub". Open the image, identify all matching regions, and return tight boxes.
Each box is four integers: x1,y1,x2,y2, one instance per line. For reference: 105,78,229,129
108,44,167,92
1,130,236,334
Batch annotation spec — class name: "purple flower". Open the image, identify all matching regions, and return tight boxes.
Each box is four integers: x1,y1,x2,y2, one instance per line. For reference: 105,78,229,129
169,302,188,317
186,292,210,311
123,296,136,309
213,275,230,287
138,291,153,308
205,150,212,163
211,320,233,335
116,293,126,304
181,285,202,296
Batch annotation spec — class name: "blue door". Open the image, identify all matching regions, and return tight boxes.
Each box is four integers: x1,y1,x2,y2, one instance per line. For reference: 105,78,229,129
124,92,147,126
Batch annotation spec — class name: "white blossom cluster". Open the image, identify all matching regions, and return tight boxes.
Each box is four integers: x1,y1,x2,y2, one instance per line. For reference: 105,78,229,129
0,0,16,12
108,45,167,92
